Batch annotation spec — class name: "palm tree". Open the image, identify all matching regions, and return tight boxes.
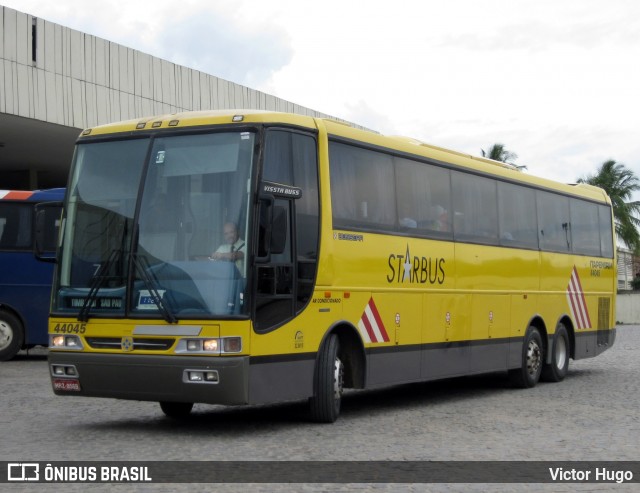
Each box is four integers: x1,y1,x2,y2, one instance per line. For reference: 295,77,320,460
481,143,526,170
578,160,640,251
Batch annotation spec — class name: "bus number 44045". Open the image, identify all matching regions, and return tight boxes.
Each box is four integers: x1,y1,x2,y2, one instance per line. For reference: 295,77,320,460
52,323,87,334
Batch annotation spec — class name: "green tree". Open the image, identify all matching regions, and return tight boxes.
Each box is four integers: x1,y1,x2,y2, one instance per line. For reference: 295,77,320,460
578,160,640,251
481,143,526,170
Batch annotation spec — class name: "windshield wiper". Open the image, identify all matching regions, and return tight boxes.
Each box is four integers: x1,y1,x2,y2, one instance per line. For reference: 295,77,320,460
77,249,122,322
132,254,178,324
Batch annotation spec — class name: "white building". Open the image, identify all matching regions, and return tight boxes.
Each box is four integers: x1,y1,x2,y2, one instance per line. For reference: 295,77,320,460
617,247,637,291
0,5,342,189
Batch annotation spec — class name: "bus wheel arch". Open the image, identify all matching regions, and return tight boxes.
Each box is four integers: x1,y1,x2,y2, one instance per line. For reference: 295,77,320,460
0,308,25,361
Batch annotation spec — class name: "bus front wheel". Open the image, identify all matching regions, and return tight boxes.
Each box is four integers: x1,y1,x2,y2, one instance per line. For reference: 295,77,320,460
509,326,543,388
541,324,570,382
0,311,24,361
160,401,193,419
309,333,344,423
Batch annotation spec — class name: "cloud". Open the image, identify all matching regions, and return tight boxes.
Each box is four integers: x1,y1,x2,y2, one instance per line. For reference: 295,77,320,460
5,0,640,202
148,8,293,88
5,0,293,88
343,101,397,134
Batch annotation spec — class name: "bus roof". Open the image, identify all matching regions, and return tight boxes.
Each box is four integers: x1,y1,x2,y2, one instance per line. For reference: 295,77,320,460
78,110,319,137
77,109,610,205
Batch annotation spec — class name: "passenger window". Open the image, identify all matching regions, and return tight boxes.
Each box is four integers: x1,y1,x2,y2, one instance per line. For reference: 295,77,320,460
498,182,538,249
538,191,571,252
0,203,33,250
329,142,395,231
452,171,498,244
571,199,601,256
598,205,614,258
395,158,452,238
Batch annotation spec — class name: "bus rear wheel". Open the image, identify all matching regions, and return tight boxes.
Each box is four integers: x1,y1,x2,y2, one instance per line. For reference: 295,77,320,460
160,401,194,419
309,333,344,423
541,324,570,382
509,326,543,388
0,311,24,361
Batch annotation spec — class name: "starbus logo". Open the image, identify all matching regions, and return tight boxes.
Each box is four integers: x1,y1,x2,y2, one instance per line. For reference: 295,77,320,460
386,244,446,285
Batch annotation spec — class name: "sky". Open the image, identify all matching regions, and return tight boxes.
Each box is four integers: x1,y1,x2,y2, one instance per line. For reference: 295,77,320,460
3,0,640,193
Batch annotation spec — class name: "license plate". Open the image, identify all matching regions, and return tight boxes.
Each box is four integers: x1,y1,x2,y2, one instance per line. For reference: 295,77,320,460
53,378,81,392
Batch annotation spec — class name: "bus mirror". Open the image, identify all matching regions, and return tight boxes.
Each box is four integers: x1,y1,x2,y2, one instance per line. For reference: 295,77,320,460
34,202,63,262
256,200,287,261
256,198,274,262
270,206,287,255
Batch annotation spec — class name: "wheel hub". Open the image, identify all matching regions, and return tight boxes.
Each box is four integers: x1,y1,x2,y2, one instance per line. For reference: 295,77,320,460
0,321,13,350
526,339,542,376
333,356,344,400
555,336,567,369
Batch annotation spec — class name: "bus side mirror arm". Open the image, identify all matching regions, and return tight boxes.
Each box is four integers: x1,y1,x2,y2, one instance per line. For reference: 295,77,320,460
255,194,289,263
34,202,63,263
255,195,274,263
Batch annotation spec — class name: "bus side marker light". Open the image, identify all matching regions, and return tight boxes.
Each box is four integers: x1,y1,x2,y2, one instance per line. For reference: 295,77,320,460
222,337,242,353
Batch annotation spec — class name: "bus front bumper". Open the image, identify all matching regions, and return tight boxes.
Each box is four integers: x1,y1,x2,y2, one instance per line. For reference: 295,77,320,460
48,352,250,405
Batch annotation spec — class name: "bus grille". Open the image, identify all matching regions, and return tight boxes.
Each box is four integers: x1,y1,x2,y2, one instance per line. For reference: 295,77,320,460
597,297,611,346
85,337,175,351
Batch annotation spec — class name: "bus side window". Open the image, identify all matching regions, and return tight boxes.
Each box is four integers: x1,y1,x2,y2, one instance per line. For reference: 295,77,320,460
0,203,33,250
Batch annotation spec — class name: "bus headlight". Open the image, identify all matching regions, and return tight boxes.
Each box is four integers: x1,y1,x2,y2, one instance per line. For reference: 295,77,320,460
186,340,202,351
50,334,84,350
203,339,219,352
177,337,242,354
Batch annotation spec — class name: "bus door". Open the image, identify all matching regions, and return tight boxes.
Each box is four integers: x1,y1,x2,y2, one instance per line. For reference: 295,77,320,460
252,129,320,333
254,192,295,331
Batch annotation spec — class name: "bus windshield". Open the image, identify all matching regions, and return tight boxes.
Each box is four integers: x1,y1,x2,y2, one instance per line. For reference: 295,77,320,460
54,131,256,320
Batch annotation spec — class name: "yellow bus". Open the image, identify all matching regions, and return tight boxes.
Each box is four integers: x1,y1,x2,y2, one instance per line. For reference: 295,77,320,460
48,110,616,422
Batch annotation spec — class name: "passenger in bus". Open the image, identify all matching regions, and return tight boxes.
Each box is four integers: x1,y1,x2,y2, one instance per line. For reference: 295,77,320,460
427,205,449,232
210,222,246,272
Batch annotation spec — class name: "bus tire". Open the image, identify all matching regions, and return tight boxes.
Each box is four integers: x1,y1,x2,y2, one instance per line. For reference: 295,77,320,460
509,326,543,388
0,310,24,361
541,324,570,382
309,333,344,423
160,401,193,419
